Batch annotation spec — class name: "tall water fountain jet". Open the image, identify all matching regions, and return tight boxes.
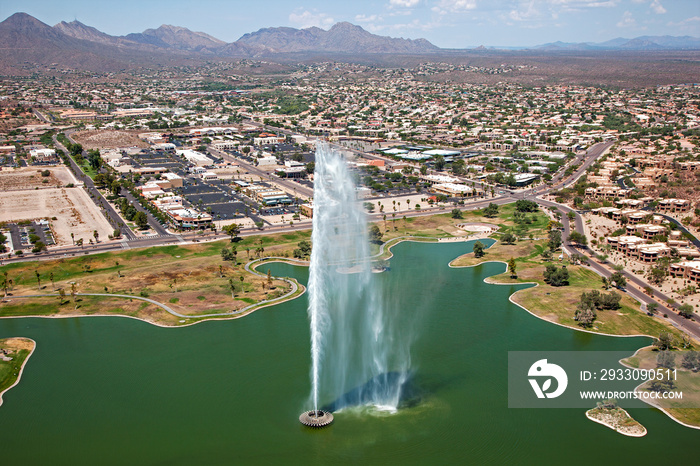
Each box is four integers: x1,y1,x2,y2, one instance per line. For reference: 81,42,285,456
301,143,411,426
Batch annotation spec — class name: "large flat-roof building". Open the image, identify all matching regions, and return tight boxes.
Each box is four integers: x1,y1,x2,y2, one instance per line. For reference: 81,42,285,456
177,149,213,167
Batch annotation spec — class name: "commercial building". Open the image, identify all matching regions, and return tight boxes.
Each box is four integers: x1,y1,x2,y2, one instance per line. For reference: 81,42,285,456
430,183,479,197
177,149,213,167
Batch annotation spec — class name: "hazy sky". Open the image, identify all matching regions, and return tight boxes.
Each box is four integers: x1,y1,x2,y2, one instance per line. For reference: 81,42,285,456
2,0,698,47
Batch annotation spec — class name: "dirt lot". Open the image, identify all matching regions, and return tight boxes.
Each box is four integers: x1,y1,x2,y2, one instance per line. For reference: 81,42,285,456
0,166,77,191
0,184,114,247
0,337,34,352
71,130,149,150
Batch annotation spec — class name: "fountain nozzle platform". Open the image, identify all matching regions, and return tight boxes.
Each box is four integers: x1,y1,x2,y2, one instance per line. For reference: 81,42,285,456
299,410,334,428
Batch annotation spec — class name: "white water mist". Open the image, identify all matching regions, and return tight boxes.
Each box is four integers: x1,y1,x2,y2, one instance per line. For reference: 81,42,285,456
307,143,411,413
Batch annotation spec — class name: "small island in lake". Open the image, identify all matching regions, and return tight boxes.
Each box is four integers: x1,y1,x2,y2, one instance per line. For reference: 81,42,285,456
586,400,647,437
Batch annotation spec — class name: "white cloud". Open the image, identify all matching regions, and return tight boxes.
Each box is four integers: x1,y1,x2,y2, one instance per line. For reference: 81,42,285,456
362,17,440,35
548,0,617,8
616,10,636,28
355,14,383,23
650,0,666,14
666,16,700,29
509,1,540,22
432,0,477,15
288,10,335,29
389,0,421,7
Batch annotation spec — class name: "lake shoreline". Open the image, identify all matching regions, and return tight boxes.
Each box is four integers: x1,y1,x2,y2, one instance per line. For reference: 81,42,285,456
0,337,36,408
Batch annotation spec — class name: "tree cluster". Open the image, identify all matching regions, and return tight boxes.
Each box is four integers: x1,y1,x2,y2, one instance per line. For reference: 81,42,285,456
681,351,700,372
86,149,102,170
543,264,569,286
548,229,562,251
221,245,238,263
568,231,587,247
608,271,626,289
483,203,499,218
368,224,383,244
293,240,312,259
222,223,241,242
574,290,621,327
473,241,485,258
513,211,535,225
678,303,694,319
116,198,149,229
515,199,538,212
501,232,516,245
654,332,673,351
579,289,622,311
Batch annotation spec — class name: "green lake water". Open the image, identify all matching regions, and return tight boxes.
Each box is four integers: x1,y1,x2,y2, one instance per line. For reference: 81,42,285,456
1,240,697,464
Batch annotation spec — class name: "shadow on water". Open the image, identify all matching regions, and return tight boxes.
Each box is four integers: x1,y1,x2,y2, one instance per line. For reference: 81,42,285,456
321,371,424,412
321,368,475,413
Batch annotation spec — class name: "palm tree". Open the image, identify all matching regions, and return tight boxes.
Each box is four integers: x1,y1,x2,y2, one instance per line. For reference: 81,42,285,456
49,272,55,291
1,271,9,297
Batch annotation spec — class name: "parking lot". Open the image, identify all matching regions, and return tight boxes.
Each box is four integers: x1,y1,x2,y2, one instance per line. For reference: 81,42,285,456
5,220,56,250
130,150,267,223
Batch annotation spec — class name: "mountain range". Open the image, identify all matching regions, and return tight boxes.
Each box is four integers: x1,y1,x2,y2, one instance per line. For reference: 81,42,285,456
0,12,698,73
535,35,700,51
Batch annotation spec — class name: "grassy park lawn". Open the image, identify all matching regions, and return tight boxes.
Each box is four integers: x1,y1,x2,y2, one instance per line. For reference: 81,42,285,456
0,337,35,403
0,230,311,325
0,295,182,325
451,237,694,343
379,202,551,243
375,202,551,261
622,347,700,427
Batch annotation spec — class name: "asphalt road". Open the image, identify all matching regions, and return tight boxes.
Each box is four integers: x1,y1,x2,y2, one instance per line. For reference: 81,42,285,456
209,146,314,200
534,141,700,342
53,133,136,240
